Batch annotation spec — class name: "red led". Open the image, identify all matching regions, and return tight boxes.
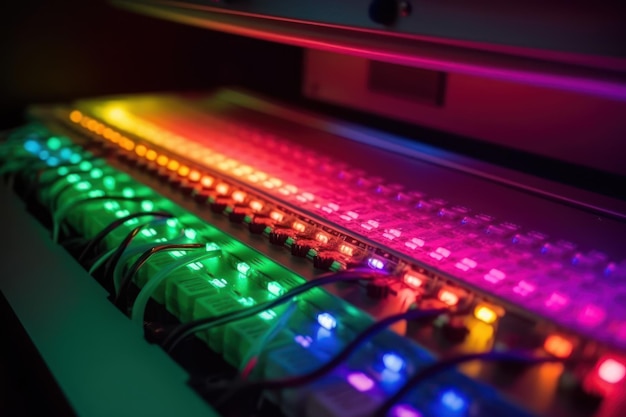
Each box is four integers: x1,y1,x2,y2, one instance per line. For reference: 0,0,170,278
438,288,460,306
403,272,425,289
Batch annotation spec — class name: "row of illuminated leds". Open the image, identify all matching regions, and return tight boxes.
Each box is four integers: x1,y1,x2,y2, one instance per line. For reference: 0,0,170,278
14,126,547,417
63,108,626,397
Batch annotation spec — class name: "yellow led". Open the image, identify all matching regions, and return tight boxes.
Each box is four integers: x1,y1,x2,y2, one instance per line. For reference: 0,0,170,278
250,200,264,212
292,221,306,233
178,165,190,177
167,160,180,171
109,132,121,144
87,120,98,131
216,183,230,195
103,128,114,140
135,145,147,157
270,211,285,222
69,110,83,123
200,175,214,188
232,190,247,203
315,232,329,244
338,244,355,257
157,155,169,166
188,170,201,182
94,123,105,135
473,304,499,324
145,150,157,161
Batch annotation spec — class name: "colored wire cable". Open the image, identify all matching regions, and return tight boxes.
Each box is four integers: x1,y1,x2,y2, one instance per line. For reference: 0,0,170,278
374,351,567,417
130,246,222,325
162,269,386,353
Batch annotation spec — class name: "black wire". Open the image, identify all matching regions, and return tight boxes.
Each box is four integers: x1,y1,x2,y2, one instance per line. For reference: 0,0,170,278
77,211,174,263
212,308,449,407
114,243,207,308
161,269,386,352
374,351,567,417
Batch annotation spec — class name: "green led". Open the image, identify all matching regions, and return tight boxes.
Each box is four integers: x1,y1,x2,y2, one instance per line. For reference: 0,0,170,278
125,218,139,226
170,251,185,258
184,229,197,240
90,168,104,179
57,166,70,176
47,137,62,150
259,310,277,321
206,242,220,251
103,176,116,190
75,181,91,191
187,262,203,271
122,187,135,198
236,262,251,276
104,201,120,211
69,153,82,164
114,209,130,218
141,228,157,237
210,278,228,289
267,281,285,297
237,296,255,306
66,173,81,184
140,200,154,211
87,190,105,198
166,218,178,228
79,161,92,171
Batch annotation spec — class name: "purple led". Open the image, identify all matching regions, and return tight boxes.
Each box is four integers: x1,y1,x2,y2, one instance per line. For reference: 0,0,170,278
391,404,422,417
347,372,375,392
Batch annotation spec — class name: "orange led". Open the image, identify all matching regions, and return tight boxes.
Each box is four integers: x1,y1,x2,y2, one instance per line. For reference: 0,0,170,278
338,244,355,257
544,334,574,358
156,155,169,166
438,288,460,306
145,150,157,161
177,165,190,177
69,110,83,123
87,120,98,131
270,211,285,222
232,190,247,203
315,232,329,244
200,175,214,188
103,128,114,140
473,304,499,324
403,272,425,289
167,160,180,171
216,183,230,195
135,145,147,157
249,200,264,212
94,124,105,135
292,221,306,233
109,132,121,144
188,170,201,182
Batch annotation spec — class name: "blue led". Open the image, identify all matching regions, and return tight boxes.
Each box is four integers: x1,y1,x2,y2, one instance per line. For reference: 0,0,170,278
440,389,467,413
382,352,405,373
38,150,50,160
317,312,337,330
69,153,82,164
59,148,73,160
24,140,41,153
46,157,60,167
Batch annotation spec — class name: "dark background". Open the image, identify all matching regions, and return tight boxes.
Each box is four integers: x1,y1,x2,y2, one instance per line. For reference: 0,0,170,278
0,0,303,129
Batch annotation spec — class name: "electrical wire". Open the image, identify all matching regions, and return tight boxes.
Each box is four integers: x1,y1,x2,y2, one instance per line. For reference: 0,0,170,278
373,350,568,417
161,269,386,352
211,308,449,407
130,247,222,325
114,243,208,306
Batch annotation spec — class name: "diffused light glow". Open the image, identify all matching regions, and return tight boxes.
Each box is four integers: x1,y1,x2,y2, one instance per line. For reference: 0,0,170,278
347,372,374,392
135,144,147,157
146,149,157,161
69,110,83,123
544,334,574,358
403,272,425,289
440,389,467,412
317,312,337,330
597,358,626,384
200,175,214,188
270,211,284,222
157,155,169,166
390,405,422,417
382,353,405,373
259,310,277,320
368,257,385,270
338,244,355,257
23,139,40,153
315,232,329,244
484,268,506,284
167,160,180,171
438,288,460,306
209,278,228,288
231,190,247,203
578,304,606,327
177,165,190,177
292,221,306,232
216,183,230,195
267,281,285,296
188,170,201,182
237,262,251,276
249,200,264,212
473,304,499,324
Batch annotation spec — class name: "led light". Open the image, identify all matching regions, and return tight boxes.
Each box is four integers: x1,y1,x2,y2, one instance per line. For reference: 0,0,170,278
38,150,50,160
249,200,264,212
66,173,81,184
294,335,312,348
315,232,329,244
440,389,467,412
390,405,422,417
59,148,72,160
484,268,506,284
578,304,606,327
292,221,306,232
438,288,460,306
177,165,190,177
473,304,499,324
259,310,277,321
231,190,247,203
267,281,285,296
339,244,355,257
90,168,103,179
237,262,251,276
156,155,169,166
75,181,91,191
317,312,337,330
184,229,197,240
69,110,83,123
270,211,285,222
145,149,157,161
368,257,385,270
114,209,131,218
23,140,41,153
104,201,120,211
87,190,105,198
166,218,178,228
210,278,228,289
57,166,70,176
79,161,92,171
403,272,425,289
383,353,405,373
347,372,375,392
122,187,135,198
167,159,180,171
544,334,574,358
102,176,116,190
597,358,626,384
188,170,201,182
140,200,154,211
46,157,59,167
69,153,82,164
216,183,229,195
141,228,157,237
237,296,255,306
206,242,220,251
47,137,62,150
135,144,147,157
200,175,214,188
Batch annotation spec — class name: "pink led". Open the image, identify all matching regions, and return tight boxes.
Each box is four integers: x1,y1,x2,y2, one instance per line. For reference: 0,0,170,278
545,292,569,310
347,372,375,392
391,405,422,417
436,247,451,258
361,223,374,230
327,203,340,211
411,238,425,247
461,258,477,268
455,262,470,271
484,268,506,284
513,280,536,297
367,220,380,228
347,211,359,219
429,252,444,261
578,305,606,327
597,358,626,384
383,233,396,240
